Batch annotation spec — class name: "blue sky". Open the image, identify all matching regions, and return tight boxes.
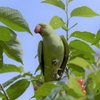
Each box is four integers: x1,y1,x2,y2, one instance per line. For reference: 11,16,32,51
0,0,100,100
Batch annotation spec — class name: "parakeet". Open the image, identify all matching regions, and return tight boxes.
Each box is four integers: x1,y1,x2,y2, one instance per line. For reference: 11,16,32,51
34,23,69,82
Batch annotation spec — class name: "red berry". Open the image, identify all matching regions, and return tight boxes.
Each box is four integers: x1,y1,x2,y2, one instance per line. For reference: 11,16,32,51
34,86,38,91
81,85,85,91
82,90,86,94
77,79,84,85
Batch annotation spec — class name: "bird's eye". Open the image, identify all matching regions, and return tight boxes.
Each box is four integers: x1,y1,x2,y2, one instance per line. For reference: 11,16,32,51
43,24,46,28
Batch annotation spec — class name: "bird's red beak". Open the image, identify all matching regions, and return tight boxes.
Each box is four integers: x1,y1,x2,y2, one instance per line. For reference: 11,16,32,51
34,25,41,33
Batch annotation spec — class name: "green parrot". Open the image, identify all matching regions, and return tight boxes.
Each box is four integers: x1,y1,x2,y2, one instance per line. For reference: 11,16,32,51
34,23,70,82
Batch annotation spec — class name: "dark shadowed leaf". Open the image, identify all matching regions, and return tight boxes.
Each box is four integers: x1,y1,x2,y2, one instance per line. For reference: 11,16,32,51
0,7,32,35
0,46,3,68
68,64,85,78
70,40,95,53
71,6,99,17
0,30,23,64
0,75,21,90
3,79,30,100
68,57,94,70
50,16,64,29
0,26,13,41
41,0,65,10
0,64,23,73
94,93,100,100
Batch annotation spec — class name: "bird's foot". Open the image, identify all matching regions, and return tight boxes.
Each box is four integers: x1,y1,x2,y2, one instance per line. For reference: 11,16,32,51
53,72,60,80
52,59,59,66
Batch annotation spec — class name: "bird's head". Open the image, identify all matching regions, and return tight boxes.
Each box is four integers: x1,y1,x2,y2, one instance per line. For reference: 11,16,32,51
34,23,54,36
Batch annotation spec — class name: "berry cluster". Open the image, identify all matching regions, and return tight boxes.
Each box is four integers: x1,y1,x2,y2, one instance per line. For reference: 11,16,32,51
77,79,86,94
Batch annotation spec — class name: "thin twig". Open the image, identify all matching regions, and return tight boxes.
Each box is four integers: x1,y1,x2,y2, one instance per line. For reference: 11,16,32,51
0,84,10,100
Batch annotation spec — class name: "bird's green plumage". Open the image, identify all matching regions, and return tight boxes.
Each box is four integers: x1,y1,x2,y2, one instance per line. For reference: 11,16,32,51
37,23,69,82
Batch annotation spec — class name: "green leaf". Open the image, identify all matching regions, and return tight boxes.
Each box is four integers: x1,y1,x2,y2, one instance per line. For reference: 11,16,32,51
0,92,4,98
71,50,95,64
68,0,73,3
0,75,21,90
68,75,86,97
0,64,23,73
41,0,65,10
70,31,95,43
71,6,99,17
34,65,40,75
94,93,100,100
50,16,64,29
70,40,95,53
0,46,3,68
0,7,32,35
56,96,77,100
85,86,94,100
68,64,85,78
0,26,13,41
0,30,23,64
96,57,100,67
44,88,61,100
35,82,61,97
3,79,30,100
68,57,94,70
70,31,100,49
92,29,100,45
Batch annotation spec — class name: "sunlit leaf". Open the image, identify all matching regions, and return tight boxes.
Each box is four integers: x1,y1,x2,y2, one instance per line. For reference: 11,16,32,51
0,30,23,64
71,6,99,17
41,0,65,10
0,26,13,41
0,64,23,73
70,31,95,43
70,40,95,53
0,7,32,35
68,75,86,97
35,82,61,97
70,31,100,48
0,46,3,68
71,50,95,64
50,16,64,29
68,57,94,70
3,79,30,100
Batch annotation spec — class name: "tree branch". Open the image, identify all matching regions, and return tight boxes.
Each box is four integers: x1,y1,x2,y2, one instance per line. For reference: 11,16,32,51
0,84,10,100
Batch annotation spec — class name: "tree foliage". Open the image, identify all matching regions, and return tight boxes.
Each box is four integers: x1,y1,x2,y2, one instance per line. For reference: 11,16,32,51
0,0,100,100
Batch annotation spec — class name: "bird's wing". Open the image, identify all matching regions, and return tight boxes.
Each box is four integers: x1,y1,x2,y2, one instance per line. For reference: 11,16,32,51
38,41,44,75
58,35,70,77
